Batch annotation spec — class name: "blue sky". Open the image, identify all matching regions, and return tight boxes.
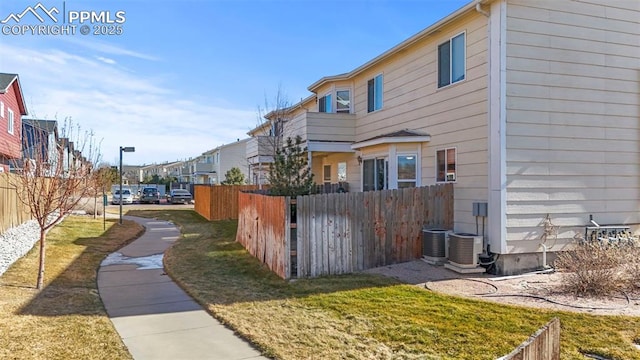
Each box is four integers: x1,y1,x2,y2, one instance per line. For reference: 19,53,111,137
0,0,469,165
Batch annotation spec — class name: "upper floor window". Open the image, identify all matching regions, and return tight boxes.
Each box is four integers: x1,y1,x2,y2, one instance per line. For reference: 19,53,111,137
318,94,332,113
7,109,14,134
336,90,350,113
367,74,383,113
0,101,4,118
438,32,465,88
436,148,456,182
397,154,417,188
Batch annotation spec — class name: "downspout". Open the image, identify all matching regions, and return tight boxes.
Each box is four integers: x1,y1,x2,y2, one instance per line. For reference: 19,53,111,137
475,0,490,17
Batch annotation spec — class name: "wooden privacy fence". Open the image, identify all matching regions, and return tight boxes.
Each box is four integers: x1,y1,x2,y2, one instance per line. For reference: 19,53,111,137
236,192,290,279
501,318,560,360
236,184,453,279
296,184,453,277
194,185,262,221
0,173,31,234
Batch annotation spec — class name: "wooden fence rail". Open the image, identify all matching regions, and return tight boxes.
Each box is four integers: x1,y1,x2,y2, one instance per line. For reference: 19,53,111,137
194,185,262,221
235,184,453,279
0,173,32,234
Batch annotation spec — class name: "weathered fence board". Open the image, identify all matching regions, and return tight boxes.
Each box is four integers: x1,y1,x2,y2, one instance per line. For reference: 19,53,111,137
235,184,453,279
295,184,453,277
194,185,262,221
501,318,560,360
0,173,31,234
236,192,289,279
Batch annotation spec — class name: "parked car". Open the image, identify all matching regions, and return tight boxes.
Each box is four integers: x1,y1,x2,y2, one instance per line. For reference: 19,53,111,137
168,189,192,204
112,188,134,205
139,187,161,204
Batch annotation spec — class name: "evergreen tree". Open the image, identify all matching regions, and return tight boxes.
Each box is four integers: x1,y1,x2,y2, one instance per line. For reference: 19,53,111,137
221,167,246,185
268,135,314,196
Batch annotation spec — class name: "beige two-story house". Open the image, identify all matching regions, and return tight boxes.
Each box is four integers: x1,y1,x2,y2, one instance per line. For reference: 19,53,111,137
249,0,640,274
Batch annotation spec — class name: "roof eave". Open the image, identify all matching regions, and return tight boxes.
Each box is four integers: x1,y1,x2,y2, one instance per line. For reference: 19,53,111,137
308,0,479,93
351,135,431,150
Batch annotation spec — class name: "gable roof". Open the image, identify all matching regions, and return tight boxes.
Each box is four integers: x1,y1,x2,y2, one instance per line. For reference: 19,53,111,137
351,129,431,150
308,0,485,92
23,119,58,134
0,73,28,115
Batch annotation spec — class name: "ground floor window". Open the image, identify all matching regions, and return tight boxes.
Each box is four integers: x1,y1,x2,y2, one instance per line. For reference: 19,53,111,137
363,158,387,191
397,154,417,188
323,164,331,184
436,148,456,182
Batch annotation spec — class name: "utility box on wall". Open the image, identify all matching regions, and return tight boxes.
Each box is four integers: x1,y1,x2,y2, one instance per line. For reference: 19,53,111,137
472,202,488,217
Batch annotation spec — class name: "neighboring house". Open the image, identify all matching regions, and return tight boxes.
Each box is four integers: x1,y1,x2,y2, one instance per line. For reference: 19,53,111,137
247,120,280,186
0,73,28,173
210,139,249,184
140,161,182,183
22,119,60,176
251,0,640,275
190,153,215,184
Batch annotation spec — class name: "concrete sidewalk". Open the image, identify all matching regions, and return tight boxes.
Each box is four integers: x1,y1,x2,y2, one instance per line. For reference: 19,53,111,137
98,215,268,360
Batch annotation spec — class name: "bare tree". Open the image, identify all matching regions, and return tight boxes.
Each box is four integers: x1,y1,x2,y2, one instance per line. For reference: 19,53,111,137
251,86,293,186
9,117,101,289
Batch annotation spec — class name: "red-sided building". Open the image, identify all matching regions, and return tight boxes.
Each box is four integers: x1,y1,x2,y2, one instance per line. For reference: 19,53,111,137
0,73,28,172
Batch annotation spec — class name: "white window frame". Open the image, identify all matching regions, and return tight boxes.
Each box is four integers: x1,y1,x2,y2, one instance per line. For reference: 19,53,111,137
0,101,4,118
361,155,388,191
437,31,466,89
7,108,14,135
367,73,383,113
396,153,418,188
323,164,331,184
335,89,351,114
318,92,333,113
436,147,457,183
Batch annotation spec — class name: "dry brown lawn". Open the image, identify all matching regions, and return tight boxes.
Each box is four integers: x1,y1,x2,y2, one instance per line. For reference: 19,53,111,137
0,216,143,360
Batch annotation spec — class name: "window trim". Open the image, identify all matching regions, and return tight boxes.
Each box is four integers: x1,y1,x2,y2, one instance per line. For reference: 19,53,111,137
396,153,418,188
323,164,331,184
435,147,457,183
318,92,332,113
0,101,4,118
367,73,383,113
335,88,351,114
361,156,388,191
7,108,14,135
437,31,466,89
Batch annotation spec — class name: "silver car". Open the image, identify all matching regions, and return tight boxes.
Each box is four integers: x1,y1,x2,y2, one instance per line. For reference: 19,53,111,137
112,188,134,205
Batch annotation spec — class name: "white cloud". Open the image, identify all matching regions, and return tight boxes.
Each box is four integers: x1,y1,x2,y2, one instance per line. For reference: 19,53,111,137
96,56,116,65
61,37,160,61
0,42,256,165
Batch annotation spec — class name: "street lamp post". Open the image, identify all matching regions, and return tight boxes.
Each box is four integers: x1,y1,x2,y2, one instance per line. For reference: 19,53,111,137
119,146,135,224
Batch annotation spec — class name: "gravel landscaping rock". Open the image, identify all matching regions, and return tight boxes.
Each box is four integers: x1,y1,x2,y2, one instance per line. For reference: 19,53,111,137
0,220,42,276
0,213,59,277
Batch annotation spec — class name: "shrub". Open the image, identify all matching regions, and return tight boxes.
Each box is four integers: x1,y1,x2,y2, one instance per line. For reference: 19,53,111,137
554,241,624,296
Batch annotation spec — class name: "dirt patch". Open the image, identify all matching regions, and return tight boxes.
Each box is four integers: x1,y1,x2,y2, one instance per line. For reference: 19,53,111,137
364,259,640,317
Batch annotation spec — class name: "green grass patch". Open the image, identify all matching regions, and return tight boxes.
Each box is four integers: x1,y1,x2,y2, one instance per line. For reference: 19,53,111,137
0,216,143,360
130,210,640,360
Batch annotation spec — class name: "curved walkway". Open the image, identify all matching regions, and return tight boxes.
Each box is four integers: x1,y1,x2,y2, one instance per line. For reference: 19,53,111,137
98,215,267,360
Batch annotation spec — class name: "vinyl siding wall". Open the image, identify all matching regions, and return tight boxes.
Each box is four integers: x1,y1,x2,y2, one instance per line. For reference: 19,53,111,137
504,0,640,253
350,11,490,234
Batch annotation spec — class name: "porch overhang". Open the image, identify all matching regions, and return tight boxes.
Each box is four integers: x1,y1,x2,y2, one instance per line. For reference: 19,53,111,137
351,129,431,150
307,141,355,153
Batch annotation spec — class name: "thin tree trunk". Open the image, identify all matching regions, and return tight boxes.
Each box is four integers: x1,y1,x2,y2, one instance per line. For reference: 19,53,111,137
94,195,97,219
36,229,46,290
